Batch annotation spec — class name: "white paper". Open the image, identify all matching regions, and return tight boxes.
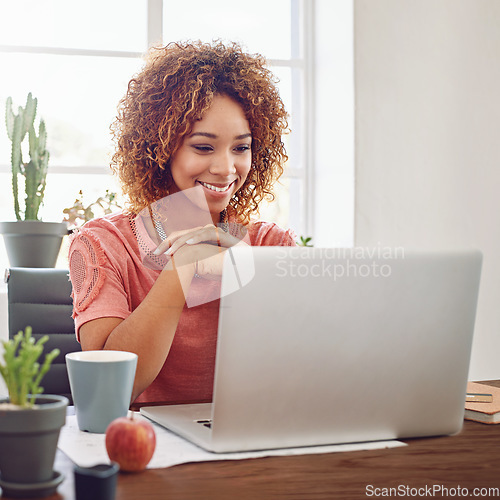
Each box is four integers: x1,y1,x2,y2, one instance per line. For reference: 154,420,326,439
58,413,406,469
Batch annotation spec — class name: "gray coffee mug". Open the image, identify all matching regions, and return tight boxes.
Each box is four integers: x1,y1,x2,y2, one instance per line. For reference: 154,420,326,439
66,351,138,433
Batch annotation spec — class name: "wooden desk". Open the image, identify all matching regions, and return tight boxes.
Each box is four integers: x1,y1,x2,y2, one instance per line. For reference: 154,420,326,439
8,382,500,500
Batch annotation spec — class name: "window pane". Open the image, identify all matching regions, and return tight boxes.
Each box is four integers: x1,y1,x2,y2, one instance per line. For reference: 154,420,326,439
0,172,121,223
43,172,122,222
0,0,305,241
0,53,144,167
163,0,292,60
270,66,299,169
259,176,305,237
272,66,293,118
259,176,291,234
0,0,147,52
288,177,305,237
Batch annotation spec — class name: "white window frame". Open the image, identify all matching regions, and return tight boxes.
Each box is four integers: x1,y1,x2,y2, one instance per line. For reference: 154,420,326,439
0,0,354,246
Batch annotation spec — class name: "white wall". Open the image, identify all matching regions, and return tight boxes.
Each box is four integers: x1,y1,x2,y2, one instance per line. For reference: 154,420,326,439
354,0,500,380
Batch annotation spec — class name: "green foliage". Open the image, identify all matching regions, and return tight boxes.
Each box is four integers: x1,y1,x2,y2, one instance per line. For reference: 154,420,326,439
63,190,122,228
5,93,50,221
297,236,313,247
0,327,59,407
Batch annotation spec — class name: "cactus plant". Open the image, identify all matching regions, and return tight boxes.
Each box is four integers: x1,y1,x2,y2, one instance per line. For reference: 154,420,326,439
5,93,49,221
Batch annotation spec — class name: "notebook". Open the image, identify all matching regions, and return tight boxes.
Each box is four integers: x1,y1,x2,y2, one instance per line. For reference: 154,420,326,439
141,247,482,452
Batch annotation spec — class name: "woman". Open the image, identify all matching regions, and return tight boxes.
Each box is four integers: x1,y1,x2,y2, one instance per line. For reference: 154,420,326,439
68,40,296,408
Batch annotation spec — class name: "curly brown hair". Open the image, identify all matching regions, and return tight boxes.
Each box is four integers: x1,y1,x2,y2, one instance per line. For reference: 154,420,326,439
111,40,289,222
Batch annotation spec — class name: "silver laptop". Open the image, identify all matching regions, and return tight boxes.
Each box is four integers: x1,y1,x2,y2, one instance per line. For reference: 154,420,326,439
141,247,482,452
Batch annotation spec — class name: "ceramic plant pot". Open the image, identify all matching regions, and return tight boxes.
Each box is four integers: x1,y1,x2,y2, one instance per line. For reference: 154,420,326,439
0,221,68,268
0,394,68,496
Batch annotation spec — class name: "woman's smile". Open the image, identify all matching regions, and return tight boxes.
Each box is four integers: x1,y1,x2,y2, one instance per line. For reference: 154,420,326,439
196,180,236,194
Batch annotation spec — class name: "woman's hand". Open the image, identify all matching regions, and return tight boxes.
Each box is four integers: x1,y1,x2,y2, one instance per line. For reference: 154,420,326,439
154,224,241,255
153,224,247,278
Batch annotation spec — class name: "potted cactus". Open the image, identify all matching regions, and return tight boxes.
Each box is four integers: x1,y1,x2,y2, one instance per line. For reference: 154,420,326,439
0,93,68,267
0,327,68,496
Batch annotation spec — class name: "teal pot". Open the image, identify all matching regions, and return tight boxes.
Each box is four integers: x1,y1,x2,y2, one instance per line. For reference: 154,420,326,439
0,395,68,489
0,221,69,268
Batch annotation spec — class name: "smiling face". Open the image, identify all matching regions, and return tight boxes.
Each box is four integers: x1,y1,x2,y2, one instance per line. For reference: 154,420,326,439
169,94,252,224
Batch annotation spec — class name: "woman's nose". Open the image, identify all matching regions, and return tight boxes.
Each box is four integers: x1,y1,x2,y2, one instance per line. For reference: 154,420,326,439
209,151,237,176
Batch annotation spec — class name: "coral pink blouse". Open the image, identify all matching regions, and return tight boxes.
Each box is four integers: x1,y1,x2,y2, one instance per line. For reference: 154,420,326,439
68,212,295,407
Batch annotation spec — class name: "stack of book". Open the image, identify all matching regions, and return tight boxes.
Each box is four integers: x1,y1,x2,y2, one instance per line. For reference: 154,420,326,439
465,382,500,424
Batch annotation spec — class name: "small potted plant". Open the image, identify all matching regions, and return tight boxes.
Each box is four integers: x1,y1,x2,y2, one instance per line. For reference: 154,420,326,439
0,93,68,268
297,236,313,247
0,327,68,496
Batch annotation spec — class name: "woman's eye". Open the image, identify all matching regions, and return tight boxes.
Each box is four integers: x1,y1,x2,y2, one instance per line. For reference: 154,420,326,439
234,144,251,153
193,145,213,152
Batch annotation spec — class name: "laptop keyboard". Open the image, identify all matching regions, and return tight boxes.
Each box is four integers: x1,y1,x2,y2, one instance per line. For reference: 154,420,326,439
196,419,212,429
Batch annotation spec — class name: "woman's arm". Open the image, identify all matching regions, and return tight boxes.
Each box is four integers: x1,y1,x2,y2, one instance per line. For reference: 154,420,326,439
79,258,195,402
77,227,236,403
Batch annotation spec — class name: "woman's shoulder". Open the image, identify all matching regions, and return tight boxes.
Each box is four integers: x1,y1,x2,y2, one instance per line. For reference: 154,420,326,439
246,220,297,247
69,211,136,252
80,211,131,231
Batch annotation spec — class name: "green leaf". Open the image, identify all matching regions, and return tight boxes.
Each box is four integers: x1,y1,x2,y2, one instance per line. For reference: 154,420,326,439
297,236,313,247
0,327,59,407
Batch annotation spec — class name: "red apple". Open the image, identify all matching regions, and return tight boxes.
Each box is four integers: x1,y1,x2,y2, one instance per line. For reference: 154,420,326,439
105,414,156,472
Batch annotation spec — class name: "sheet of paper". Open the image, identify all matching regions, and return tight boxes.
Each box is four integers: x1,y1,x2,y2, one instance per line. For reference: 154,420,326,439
58,413,406,469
